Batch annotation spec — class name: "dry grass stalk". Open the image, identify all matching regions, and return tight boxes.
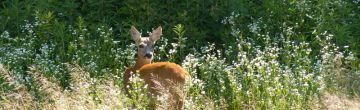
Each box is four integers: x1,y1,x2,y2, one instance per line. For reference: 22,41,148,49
0,64,33,109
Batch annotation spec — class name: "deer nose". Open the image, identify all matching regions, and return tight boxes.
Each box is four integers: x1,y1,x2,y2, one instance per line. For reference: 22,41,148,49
144,53,152,58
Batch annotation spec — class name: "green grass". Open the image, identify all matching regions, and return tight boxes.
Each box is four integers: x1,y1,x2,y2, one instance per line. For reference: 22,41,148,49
1,0,360,109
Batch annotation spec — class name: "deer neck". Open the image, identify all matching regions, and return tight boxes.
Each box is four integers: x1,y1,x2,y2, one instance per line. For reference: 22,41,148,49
134,55,152,70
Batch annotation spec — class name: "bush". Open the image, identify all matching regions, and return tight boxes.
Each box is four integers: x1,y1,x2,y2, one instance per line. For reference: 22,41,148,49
0,0,359,109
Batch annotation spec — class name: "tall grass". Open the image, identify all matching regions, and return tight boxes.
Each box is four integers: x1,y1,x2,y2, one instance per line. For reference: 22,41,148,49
1,0,360,109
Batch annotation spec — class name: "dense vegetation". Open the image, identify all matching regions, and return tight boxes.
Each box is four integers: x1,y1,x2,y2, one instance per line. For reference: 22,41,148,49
0,0,359,109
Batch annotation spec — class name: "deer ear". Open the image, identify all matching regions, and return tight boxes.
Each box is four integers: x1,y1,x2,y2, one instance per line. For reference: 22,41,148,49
150,26,162,42
130,26,141,43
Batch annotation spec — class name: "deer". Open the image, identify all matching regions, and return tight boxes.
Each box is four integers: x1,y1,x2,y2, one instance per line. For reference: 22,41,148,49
123,26,190,109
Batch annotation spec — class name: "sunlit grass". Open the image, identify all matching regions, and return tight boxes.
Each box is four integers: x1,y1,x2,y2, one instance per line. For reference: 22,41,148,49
1,0,360,109
1,20,358,109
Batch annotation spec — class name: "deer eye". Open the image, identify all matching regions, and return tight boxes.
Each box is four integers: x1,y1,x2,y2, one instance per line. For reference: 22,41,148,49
139,44,144,48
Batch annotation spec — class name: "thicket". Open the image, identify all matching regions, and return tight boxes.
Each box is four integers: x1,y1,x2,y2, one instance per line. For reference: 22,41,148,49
0,0,359,109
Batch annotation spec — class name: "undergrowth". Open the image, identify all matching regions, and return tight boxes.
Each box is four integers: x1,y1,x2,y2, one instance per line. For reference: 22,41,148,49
1,0,360,110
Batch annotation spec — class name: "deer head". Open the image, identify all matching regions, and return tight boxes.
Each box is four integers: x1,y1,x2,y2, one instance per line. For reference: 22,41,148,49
130,26,162,61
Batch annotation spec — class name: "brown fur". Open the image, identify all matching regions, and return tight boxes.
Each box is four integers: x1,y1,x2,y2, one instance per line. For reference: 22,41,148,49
124,62,190,109
124,62,189,93
124,26,190,109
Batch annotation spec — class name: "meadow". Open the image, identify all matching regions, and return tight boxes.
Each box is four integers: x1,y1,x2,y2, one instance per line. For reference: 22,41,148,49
0,0,360,109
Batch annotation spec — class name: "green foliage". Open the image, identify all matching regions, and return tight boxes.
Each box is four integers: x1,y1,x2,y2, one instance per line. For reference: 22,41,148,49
126,72,151,109
0,0,360,109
